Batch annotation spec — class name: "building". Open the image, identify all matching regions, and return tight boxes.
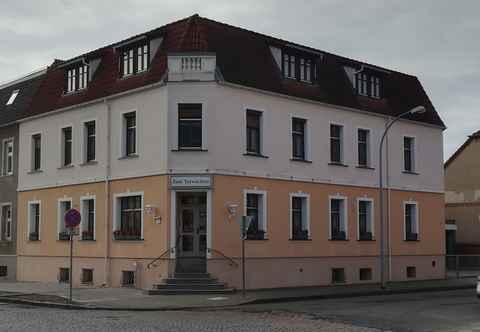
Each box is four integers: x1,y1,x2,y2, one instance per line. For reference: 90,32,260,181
14,15,445,290
0,69,45,280
445,131,480,255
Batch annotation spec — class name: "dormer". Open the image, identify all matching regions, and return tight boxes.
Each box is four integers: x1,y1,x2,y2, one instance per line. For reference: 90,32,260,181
344,65,387,99
65,61,89,93
270,45,321,84
115,35,163,79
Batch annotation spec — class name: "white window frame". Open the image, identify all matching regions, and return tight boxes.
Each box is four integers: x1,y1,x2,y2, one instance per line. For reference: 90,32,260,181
328,195,348,240
244,107,265,155
30,132,42,172
113,192,144,240
81,119,97,163
27,200,41,241
329,122,344,164
57,198,73,239
59,125,74,167
80,195,96,241
289,192,310,240
0,202,13,241
243,189,268,237
356,197,374,240
356,127,371,167
2,137,14,176
119,110,138,158
403,135,416,172
290,114,311,161
403,201,419,240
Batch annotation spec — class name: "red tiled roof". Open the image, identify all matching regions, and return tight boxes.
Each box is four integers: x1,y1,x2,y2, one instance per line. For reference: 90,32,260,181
26,14,444,128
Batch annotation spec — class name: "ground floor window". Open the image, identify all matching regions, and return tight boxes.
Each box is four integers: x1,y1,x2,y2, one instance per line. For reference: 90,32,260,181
330,197,347,240
244,191,267,240
122,271,135,287
358,199,373,240
404,202,419,241
0,266,7,277
290,194,309,240
114,194,143,241
0,203,12,241
58,199,72,241
81,198,95,241
28,201,40,241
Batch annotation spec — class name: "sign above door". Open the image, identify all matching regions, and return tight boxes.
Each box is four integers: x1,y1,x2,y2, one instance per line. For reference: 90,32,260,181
170,175,212,189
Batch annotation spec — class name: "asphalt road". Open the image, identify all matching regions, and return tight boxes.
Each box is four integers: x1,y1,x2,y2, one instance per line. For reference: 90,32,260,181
240,289,480,332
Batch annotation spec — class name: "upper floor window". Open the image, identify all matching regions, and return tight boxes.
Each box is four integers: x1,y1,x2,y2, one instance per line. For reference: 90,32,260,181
62,127,72,167
84,121,96,163
178,104,202,150
283,53,296,79
123,112,137,156
31,134,41,171
2,139,14,176
282,51,316,83
6,90,19,105
246,110,262,155
66,64,88,93
404,202,418,241
357,129,370,167
292,117,306,160
404,136,415,172
330,197,347,240
299,58,312,83
330,124,343,164
355,72,381,99
120,43,149,77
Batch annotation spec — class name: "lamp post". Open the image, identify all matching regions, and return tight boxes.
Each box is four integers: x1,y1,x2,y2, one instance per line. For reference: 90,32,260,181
379,105,426,289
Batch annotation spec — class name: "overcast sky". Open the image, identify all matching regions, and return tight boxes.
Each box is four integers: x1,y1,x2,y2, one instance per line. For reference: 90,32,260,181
1,0,478,159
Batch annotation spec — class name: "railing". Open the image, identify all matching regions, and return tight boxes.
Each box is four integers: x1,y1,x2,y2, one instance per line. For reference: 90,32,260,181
181,56,202,72
446,255,480,279
207,248,239,268
146,247,176,270
167,54,216,82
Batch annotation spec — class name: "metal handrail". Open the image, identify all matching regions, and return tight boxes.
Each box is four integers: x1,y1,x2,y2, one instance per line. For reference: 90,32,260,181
146,247,176,270
207,248,239,268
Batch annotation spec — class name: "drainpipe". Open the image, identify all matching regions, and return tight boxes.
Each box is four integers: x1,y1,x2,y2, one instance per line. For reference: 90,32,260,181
103,98,111,286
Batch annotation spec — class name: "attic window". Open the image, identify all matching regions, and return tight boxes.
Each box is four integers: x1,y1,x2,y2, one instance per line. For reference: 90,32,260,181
282,50,316,83
66,63,89,93
6,90,19,105
355,72,381,99
120,42,149,77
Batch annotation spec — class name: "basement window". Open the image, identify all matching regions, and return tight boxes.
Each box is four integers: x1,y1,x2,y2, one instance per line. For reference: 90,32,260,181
407,266,416,279
59,268,69,283
122,271,135,287
359,268,372,281
6,90,19,105
81,269,94,284
332,268,345,284
0,266,7,277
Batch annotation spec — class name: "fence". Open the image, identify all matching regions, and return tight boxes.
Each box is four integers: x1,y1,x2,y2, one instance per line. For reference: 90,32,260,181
446,255,480,278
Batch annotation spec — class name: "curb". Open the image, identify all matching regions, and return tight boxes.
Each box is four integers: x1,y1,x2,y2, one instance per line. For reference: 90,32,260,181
0,283,474,311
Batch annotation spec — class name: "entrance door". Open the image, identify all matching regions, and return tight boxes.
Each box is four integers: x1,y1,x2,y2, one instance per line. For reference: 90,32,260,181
177,192,207,258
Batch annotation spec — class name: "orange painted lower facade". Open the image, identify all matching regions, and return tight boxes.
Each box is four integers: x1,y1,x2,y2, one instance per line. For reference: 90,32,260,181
17,174,445,290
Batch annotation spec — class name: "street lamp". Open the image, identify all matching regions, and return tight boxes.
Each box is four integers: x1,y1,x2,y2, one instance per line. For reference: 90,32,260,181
379,105,426,289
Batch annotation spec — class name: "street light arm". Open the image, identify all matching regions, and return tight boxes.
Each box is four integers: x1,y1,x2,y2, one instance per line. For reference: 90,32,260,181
379,110,413,151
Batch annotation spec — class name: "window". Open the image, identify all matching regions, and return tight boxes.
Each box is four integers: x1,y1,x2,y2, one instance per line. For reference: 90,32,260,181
6,90,19,105
246,110,262,154
122,270,135,287
359,268,372,281
84,121,96,162
31,134,41,171
282,51,316,83
355,72,381,99
81,198,95,241
58,200,72,241
358,199,373,240
123,112,137,156
406,266,416,278
1,204,12,241
81,269,94,284
59,268,69,283
332,268,345,284
299,58,312,82
330,197,347,240
245,192,267,240
28,202,40,241
292,117,306,160
283,53,296,79
0,266,7,277
120,43,149,77
66,64,89,93
291,195,309,240
404,136,415,172
178,104,202,149
2,139,14,176
357,129,370,167
404,202,418,241
330,124,343,164
62,127,72,167
114,195,142,241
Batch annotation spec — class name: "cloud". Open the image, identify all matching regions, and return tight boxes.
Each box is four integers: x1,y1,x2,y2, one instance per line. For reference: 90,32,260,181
1,0,477,159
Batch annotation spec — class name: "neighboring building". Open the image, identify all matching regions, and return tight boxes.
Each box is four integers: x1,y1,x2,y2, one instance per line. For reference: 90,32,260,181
445,131,480,254
0,69,45,280
15,15,445,290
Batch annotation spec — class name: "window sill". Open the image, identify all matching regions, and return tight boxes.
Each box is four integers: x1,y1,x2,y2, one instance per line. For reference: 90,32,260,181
245,238,268,241
113,239,144,242
80,239,96,242
171,148,208,152
328,162,348,167
329,238,349,241
118,69,150,81
0,174,13,178
290,158,312,163
118,154,139,160
289,238,312,242
358,239,376,242
356,165,375,170
80,161,98,167
27,170,43,174
402,170,419,175
404,239,420,242
57,164,74,170
28,239,40,242
243,152,269,159
62,88,88,97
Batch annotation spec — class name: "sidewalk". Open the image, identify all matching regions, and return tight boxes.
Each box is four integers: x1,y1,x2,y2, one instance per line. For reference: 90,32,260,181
0,277,475,311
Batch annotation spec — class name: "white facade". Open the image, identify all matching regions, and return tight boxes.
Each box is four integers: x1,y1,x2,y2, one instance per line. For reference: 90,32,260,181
18,81,444,193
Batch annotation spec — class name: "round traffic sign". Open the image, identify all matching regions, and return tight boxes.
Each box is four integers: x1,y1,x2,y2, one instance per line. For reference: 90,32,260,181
64,209,81,228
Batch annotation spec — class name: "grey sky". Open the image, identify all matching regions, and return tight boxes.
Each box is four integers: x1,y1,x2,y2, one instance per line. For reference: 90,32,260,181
1,0,478,160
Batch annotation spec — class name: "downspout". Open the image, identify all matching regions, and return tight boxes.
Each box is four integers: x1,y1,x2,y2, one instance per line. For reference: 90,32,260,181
385,120,392,282
103,98,111,286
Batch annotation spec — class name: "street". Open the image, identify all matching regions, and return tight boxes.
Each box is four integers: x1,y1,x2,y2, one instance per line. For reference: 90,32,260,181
0,289,478,331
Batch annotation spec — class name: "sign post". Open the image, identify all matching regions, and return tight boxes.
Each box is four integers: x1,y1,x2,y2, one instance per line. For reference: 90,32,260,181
64,209,81,304
239,216,252,298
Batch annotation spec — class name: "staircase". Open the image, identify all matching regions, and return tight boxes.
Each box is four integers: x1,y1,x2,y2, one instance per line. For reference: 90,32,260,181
147,272,235,295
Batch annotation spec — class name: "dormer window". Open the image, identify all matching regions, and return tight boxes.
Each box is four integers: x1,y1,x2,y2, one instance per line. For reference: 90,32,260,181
282,50,316,84
120,42,149,77
6,90,19,105
355,72,381,99
66,63,88,93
